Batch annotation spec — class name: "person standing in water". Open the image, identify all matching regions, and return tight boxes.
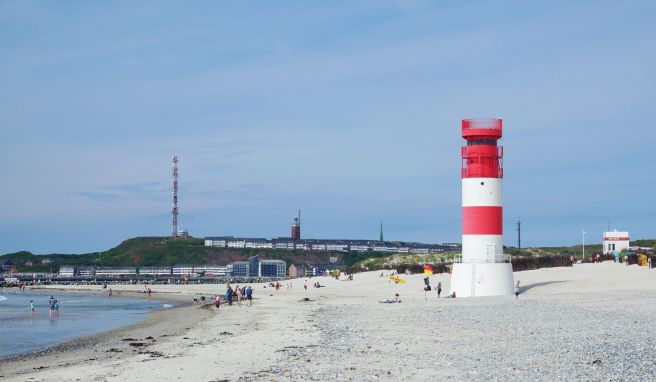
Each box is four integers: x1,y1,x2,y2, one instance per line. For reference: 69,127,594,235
30,300,35,314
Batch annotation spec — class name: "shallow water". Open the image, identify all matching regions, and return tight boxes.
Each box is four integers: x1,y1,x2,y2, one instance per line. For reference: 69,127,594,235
0,289,171,358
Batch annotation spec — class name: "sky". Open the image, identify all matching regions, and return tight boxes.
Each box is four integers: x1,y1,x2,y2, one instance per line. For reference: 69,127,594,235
1,1,655,254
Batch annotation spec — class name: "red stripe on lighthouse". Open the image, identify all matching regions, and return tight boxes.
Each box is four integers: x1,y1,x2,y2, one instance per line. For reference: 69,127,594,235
462,206,503,235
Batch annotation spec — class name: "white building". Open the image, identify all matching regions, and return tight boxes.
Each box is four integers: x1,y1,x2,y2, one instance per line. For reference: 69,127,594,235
203,265,228,276
350,245,370,252
95,267,137,276
603,230,630,254
227,240,246,248
245,241,273,249
172,264,196,276
78,265,96,277
58,265,76,277
139,266,172,276
326,244,348,252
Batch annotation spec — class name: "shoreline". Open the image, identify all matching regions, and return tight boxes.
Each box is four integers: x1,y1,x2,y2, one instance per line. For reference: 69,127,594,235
1,263,655,381
0,286,200,376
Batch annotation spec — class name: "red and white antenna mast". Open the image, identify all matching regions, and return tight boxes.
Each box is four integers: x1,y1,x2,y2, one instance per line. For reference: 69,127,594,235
171,156,179,238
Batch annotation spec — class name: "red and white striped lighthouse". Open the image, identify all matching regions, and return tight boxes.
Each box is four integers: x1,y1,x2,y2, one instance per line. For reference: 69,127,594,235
450,118,514,297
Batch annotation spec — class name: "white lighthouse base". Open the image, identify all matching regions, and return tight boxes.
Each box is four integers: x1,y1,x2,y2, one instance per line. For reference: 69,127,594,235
450,262,514,297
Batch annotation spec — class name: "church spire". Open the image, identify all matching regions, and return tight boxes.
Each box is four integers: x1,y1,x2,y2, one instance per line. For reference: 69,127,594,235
379,221,384,242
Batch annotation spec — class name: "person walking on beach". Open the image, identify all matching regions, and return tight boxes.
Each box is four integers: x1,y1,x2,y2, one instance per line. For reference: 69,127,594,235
515,285,520,299
304,280,308,291
108,288,113,297
437,282,442,298
30,300,35,314
234,286,241,305
246,286,253,306
226,286,234,306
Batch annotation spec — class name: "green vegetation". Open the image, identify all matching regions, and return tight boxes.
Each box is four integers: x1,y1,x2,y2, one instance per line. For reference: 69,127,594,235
0,237,337,272
353,252,458,270
353,243,612,271
631,240,656,249
506,245,603,257
1,237,651,274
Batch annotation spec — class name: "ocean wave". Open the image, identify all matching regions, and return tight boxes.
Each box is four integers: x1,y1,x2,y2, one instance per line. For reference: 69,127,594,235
0,296,7,302
161,303,173,308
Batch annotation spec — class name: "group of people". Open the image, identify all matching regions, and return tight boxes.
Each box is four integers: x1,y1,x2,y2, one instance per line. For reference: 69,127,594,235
220,284,254,308
48,295,60,317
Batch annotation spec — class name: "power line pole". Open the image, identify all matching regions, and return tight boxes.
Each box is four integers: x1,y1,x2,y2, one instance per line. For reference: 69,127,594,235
171,156,179,238
582,230,586,260
517,220,521,250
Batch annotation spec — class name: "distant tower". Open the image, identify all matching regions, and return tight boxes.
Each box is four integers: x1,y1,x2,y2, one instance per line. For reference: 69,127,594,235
291,209,301,240
450,118,514,297
379,221,384,242
171,156,179,238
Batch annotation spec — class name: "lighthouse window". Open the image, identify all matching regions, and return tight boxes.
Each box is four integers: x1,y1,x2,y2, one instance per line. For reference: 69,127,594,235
468,139,497,146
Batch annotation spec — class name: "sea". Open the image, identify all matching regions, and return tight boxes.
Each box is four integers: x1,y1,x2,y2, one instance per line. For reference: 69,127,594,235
0,289,173,358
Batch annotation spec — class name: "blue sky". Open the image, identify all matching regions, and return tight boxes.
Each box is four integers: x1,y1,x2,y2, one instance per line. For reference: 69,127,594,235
1,1,655,254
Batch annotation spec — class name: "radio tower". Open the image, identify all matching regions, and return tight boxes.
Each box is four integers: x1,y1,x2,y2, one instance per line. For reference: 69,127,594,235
171,156,179,238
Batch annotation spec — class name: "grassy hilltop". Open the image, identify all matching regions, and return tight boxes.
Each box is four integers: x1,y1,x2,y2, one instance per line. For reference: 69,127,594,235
0,237,337,273
2,237,652,274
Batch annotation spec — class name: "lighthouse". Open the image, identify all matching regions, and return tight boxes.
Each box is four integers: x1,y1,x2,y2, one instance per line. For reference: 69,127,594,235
450,118,514,297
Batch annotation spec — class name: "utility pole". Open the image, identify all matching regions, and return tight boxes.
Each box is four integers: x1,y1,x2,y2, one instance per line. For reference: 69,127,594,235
582,230,586,261
171,156,179,238
517,220,521,251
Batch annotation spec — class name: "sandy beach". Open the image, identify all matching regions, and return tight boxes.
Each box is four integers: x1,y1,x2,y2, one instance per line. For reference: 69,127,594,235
1,262,655,381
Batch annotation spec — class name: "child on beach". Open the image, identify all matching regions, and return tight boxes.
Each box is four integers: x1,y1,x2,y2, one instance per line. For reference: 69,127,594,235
214,296,221,310
380,294,401,303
